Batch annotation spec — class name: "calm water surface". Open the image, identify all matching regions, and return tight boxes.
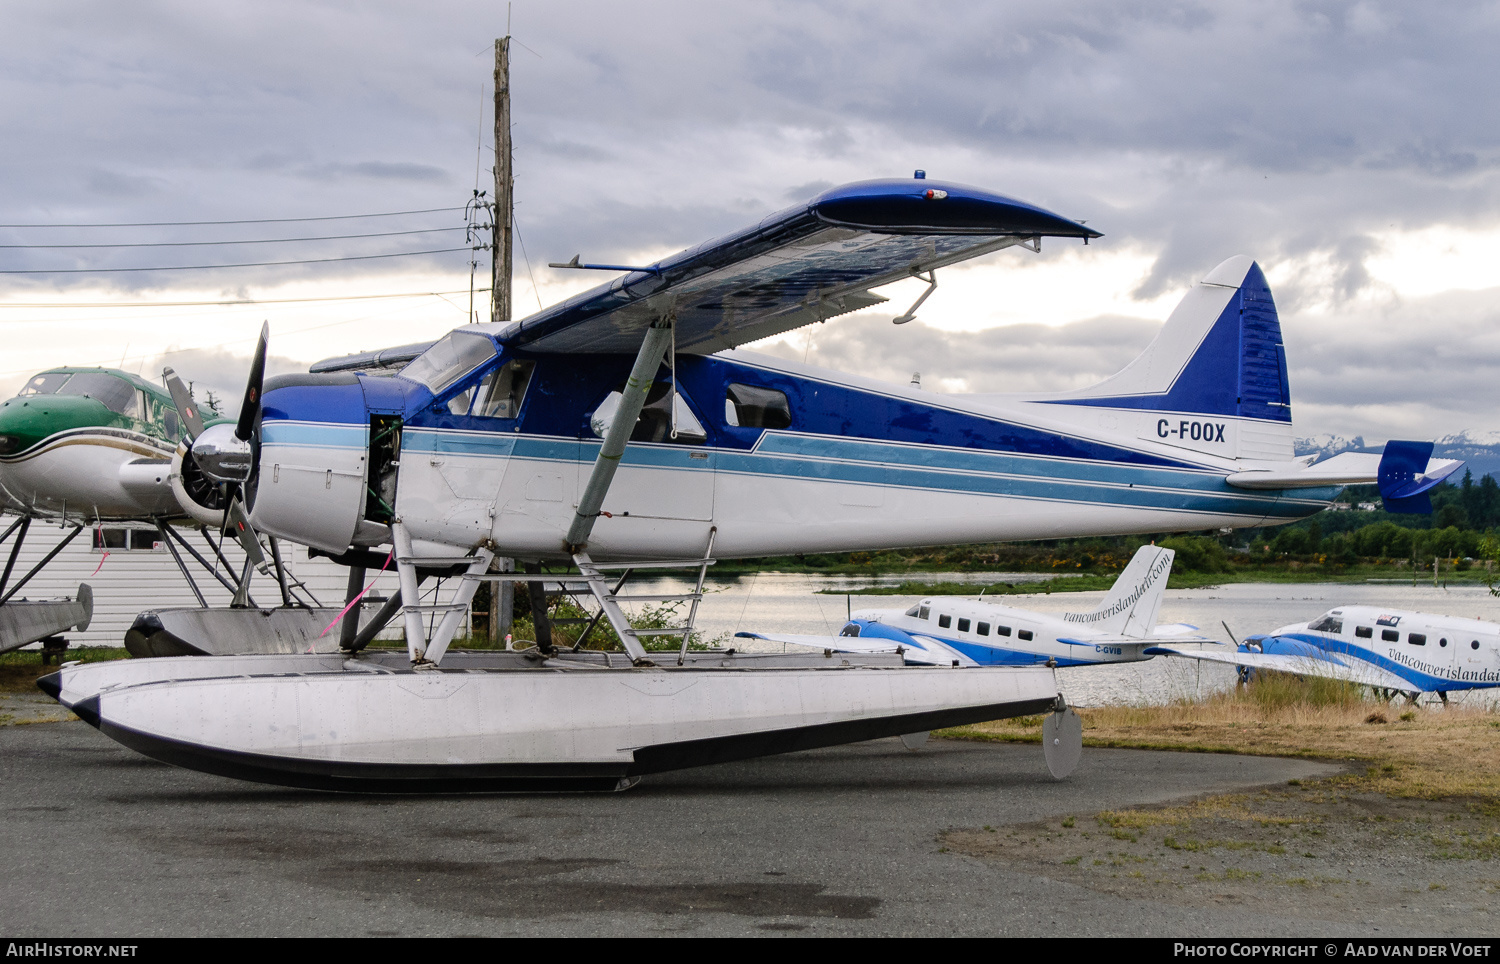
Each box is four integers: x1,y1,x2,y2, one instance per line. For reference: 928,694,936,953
625,573,1500,709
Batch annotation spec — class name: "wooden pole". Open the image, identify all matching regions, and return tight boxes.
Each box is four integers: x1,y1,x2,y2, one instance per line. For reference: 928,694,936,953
489,35,516,644
491,36,512,326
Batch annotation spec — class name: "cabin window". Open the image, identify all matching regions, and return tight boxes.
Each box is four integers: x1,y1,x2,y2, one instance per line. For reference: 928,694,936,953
1382,629,1399,642
93,527,161,552
19,372,70,396
1308,615,1343,634
1355,626,1373,638
1439,638,1448,647
997,625,1012,637
839,623,860,637
472,360,535,419
1473,640,1481,650
592,383,707,445
162,406,180,439
1018,629,1034,641
904,604,921,617
56,372,141,418
399,331,498,394
1407,633,1426,646
918,605,930,620
977,622,991,636
957,618,971,633
938,615,952,629
725,383,792,429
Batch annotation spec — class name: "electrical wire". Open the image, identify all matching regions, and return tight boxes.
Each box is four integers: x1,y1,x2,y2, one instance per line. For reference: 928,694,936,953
0,207,465,229
0,247,474,275
0,226,465,250
0,288,491,310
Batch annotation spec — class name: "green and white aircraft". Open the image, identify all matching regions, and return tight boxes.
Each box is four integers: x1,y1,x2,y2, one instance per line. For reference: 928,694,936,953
0,366,226,652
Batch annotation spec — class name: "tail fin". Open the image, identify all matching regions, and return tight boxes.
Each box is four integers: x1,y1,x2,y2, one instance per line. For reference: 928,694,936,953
1062,545,1175,636
1040,256,1293,461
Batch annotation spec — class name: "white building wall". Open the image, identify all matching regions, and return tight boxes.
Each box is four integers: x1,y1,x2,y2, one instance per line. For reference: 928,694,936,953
0,514,468,647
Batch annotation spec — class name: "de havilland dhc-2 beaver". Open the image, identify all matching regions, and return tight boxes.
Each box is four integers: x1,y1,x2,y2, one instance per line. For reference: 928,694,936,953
39,174,1463,792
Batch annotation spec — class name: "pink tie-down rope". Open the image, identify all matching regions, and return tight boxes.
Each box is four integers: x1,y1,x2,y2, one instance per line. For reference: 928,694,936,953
314,550,394,649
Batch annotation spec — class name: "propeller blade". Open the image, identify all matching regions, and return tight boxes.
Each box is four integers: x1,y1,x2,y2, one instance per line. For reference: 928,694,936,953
1221,620,1240,647
235,321,269,442
162,367,206,440
226,493,267,571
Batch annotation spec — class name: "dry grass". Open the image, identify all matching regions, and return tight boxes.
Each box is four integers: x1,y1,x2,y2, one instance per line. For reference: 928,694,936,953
943,674,1500,801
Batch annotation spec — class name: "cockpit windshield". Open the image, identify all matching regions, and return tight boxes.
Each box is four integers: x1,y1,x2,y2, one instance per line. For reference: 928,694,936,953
398,331,498,394
54,372,142,418
18,372,71,396
1308,613,1343,634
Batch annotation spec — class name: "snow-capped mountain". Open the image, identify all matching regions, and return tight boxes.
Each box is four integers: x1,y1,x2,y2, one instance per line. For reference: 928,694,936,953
1296,431,1500,481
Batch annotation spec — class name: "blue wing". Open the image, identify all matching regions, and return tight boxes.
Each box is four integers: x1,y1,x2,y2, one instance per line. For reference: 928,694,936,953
501,177,1099,355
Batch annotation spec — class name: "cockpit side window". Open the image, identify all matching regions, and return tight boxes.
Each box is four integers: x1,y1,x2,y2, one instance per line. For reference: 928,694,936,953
56,373,141,418
726,383,791,429
19,372,70,396
398,331,498,394
473,360,536,419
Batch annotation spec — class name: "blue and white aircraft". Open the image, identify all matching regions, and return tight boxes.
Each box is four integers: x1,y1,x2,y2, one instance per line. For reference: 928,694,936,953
739,544,1211,666
41,174,1467,792
1150,607,1500,701
164,174,1459,666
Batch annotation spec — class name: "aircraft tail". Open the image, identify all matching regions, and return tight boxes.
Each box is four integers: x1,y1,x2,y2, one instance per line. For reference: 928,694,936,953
1062,544,1175,636
1036,255,1293,462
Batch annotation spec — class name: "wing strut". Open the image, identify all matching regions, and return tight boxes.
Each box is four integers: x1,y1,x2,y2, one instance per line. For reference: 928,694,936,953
565,318,675,551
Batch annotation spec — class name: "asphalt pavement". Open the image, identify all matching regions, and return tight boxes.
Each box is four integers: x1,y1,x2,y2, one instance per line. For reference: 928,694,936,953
0,720,1347,937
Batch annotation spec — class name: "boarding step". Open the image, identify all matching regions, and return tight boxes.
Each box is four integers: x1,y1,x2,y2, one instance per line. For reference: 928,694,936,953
622,626,693,636
402,603,470,614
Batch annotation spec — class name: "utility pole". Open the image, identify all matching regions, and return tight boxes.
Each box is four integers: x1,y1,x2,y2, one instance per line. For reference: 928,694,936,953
489,34,516,644
491,36,513,327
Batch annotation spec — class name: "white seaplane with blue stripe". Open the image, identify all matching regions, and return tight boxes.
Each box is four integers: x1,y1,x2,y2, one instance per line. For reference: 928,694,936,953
42,174,1463,791
739,544,1211,668
1150,607,1500,701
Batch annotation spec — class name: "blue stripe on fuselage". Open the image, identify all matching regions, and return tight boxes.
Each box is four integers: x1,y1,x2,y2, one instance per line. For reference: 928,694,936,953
1266,632,1492,691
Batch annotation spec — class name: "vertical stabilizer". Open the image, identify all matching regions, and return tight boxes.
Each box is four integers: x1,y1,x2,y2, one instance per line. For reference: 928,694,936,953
1036,256,1293,462
1062,545,1175,636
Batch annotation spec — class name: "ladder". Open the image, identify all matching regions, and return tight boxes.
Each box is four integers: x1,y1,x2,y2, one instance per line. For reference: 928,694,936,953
573,526,716,665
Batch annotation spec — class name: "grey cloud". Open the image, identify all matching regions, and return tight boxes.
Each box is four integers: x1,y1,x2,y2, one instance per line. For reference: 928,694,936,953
299,161,451,183
85,169,163,198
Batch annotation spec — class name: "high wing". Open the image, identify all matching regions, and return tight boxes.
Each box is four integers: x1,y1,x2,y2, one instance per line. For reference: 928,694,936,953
499,177,1099,355
1145,643,1416,691
734,630,979,667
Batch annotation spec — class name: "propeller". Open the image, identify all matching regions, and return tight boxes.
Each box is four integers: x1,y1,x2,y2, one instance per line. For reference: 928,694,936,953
164,322,270,573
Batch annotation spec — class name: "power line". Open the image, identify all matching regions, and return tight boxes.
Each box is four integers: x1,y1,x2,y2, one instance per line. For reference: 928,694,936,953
0,206,466,229
0,288,491,310
0,226,466,250
0,247,474,275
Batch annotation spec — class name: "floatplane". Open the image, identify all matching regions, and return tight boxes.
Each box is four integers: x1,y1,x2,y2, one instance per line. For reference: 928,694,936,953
739,544,1214,667
1152,606,1500,703
41,174,1461,791
0,364,336,657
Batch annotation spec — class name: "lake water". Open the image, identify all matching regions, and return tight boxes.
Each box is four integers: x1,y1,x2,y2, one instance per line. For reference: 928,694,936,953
621,572,1500,709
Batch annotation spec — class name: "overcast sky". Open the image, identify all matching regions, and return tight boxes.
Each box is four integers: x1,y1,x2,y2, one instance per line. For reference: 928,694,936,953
2,1,1497,442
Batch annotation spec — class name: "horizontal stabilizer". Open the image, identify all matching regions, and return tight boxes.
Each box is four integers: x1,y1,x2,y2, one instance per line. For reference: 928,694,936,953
1378,440,1464,514
1226,442,1464,513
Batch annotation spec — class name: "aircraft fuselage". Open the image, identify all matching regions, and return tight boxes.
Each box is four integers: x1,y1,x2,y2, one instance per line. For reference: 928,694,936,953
248,344,1336,563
